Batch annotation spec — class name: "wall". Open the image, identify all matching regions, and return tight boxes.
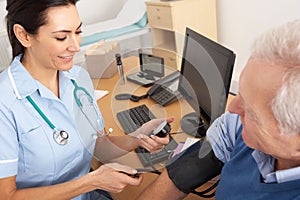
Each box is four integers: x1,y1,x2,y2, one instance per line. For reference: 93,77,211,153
0,0,127,70
0,0,127,31
216,0,300,93
77,0,127,25
1,0,300,82
0,0,6,32
75,0,300,92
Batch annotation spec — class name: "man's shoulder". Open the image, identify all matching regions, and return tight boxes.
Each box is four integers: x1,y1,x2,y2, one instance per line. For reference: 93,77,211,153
212,112,241,129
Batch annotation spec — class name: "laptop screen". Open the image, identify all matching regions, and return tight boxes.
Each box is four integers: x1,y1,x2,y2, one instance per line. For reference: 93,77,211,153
140,53,164,77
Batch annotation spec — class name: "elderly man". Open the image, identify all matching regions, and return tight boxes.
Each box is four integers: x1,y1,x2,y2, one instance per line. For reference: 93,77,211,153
137,19,300,199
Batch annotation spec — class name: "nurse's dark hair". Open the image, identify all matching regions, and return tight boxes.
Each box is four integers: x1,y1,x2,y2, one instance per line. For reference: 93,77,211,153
5,0,79,59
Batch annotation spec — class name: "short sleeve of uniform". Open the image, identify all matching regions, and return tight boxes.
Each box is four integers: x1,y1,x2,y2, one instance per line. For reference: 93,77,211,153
0,102,19,178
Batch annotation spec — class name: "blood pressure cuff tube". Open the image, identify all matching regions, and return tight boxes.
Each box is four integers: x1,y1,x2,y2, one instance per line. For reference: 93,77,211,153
166,139,224,194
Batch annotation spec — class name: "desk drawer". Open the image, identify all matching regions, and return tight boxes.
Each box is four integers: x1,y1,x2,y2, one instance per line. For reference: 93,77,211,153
147,5,173,30
153,48,179,70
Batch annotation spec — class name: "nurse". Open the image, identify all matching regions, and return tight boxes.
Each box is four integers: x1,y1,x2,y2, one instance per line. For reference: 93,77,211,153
0,0,171,199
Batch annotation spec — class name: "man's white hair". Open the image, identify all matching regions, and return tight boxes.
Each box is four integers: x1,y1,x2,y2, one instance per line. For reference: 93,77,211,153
251,19,300,134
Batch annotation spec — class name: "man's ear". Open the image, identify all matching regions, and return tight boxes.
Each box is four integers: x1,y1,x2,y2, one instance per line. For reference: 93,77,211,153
13,24,33,48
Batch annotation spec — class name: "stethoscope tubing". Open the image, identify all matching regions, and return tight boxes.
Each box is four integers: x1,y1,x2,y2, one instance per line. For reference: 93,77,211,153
26,95,56,130
8,66,105,145
71,79,93,108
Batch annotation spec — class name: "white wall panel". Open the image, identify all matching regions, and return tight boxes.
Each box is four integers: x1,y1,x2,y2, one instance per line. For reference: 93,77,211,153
216,0,300,93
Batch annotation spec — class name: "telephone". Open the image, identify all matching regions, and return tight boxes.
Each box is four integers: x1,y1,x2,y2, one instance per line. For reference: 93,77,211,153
147,71,181,106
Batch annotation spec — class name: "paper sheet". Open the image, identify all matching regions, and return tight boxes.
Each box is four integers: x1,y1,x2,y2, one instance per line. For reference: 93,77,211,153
172,138,200,158
172,142,185,157
181,138,200,152
94,90,108,101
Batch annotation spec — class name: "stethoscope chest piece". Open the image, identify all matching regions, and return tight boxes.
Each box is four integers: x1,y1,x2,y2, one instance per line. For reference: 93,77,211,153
54,130,69,145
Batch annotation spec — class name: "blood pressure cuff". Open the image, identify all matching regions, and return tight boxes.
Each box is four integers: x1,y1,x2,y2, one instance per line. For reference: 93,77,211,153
166,139,224,194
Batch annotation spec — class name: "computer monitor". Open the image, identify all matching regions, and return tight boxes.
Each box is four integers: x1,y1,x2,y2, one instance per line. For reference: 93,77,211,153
178,27,235,137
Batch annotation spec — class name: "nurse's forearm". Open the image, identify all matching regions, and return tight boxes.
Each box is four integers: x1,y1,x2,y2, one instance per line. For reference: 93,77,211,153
93,135,138,162
0,175,95,200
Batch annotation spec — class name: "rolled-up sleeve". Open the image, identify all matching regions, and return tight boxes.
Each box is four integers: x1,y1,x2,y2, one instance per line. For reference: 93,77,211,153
207,112,242,163
0,103,19,178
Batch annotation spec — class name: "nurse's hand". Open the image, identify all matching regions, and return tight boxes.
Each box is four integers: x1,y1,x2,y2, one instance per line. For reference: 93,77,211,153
89,163,142,193
130,117,174,152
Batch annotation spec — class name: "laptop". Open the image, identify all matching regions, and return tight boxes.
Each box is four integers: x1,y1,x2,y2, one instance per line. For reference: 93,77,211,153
126,53,164,87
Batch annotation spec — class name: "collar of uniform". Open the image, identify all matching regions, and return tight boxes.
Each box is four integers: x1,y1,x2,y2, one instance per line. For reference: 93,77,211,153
36,71,68,100
58,69,76,102
10,55,79,100
60,65,80,81
10,55,38,99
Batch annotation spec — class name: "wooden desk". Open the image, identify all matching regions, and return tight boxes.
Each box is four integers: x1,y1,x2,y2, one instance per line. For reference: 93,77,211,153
92,56,233,200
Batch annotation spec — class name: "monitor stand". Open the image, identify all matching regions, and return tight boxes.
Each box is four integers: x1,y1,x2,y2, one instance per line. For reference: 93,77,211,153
180,112,207,138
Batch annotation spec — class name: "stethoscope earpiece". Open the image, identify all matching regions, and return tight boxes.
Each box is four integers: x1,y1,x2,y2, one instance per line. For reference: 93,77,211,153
92,135,98,140
92,127,113,140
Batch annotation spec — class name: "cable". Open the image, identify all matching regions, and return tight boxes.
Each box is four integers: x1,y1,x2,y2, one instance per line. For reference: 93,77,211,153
136,168,161,175
169,124,206,135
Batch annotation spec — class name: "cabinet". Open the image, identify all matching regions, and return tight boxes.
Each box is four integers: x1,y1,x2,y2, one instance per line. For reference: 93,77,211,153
146,0,217,70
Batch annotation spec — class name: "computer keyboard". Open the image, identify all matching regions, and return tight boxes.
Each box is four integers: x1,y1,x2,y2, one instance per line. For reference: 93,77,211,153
117,104,156,134
116,104,178,166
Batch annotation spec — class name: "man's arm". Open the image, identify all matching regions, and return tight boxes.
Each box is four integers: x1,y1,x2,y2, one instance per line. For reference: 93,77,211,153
136,112,241,199
136,169,186,200
136,139,223,200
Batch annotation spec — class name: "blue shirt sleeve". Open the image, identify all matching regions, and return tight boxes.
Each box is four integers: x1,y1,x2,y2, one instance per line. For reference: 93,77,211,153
206,112,242,163
0,102,19,178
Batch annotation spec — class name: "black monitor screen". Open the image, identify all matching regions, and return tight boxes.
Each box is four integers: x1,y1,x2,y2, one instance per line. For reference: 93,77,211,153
178,27,235,126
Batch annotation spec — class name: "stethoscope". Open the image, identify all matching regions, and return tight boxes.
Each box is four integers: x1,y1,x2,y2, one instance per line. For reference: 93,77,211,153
26,95,70,145
8,67,111,145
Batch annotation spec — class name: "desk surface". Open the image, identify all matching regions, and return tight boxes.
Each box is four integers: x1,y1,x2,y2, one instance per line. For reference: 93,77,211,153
92,56,233,200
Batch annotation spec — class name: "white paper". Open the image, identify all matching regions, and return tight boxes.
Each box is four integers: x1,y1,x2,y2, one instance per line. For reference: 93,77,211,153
180,138,200,152
94,90,108,101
